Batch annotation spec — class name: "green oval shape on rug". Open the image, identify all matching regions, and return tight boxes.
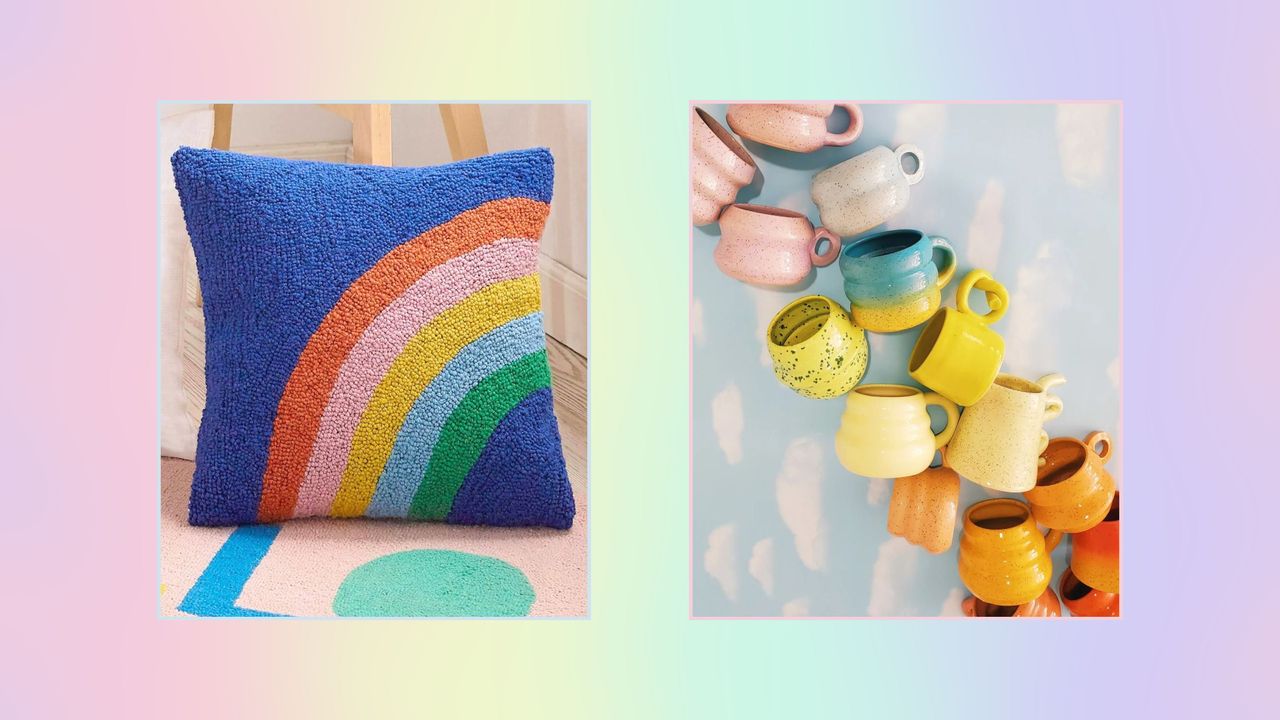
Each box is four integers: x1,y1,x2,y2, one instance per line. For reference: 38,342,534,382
333,550,534,617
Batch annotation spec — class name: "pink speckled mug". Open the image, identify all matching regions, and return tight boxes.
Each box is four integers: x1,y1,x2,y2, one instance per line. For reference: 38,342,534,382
692,107,760,226
727,103,863,153
714,204,841,286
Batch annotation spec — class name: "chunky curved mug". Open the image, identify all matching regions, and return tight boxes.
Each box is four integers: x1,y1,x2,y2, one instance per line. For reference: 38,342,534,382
839,229,957,333
1070,493,1120,594
714,204,841,286
766,296,868,399
727,103,863,153
962,587,1062,618
691,107,759,225
887,449,960,554
948,373,1066,492
909,269,1010,405
835,385,958,478
957,498,1063,606
1058,567,1119,617
1026,431,1116,533
811,144,925,236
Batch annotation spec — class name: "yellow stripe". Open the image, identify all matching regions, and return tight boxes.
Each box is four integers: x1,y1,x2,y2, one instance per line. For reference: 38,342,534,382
330,274,541,516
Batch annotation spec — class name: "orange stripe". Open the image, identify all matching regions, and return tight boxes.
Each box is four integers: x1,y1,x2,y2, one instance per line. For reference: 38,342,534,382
256,197,551,522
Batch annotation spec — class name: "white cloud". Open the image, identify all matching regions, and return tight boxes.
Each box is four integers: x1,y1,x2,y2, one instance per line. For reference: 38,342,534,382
866,477,891,506
691,297,706,347
867,537,920,616
1056,104,1112,188
782,597,810,617
892,104,948,163
776,437,829,571
704,524,740,602
748,538,776,597
965,179,1006,271
939,587,967,617
1003,243,1071,374
711,383,744,464
1107,356,1122,389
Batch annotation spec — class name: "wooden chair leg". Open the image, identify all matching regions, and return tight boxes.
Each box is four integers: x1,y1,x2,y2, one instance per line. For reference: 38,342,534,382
440,104,489,161
351,104,392,166
212,104,233,150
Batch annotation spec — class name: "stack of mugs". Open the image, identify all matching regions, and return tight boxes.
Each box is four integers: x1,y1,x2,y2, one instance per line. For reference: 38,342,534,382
694,104,1119,617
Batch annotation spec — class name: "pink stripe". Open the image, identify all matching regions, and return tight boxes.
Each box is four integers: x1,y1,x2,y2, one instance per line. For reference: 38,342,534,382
292,238,540,517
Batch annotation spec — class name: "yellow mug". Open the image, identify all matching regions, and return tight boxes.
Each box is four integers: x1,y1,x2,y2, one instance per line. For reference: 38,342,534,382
766,296,869,399
908,269,1009,406
958,498,1063,606
834,384,958,478
947,372,1065,492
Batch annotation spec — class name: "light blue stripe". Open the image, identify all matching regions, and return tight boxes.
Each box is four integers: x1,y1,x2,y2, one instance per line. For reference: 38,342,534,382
366,312,546,518
178,525,286,617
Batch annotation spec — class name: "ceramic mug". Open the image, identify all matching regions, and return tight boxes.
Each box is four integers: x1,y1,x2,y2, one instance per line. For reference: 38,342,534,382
948,373,1066,492
838,229,957,333
811,144,925,236
957,498,1063,606
908,269,1010,406
766,296,868,399
962,587,1062,618
691,107,759,226
714,204,841,286
1026,431,1117,533
1070,493,1120,594
834,385,958,478
726,103,863,153
1058,567,1120,617
887,449,960,554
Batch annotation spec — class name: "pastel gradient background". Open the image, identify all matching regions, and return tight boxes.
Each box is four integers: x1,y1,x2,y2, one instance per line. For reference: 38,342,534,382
1,1,1274,717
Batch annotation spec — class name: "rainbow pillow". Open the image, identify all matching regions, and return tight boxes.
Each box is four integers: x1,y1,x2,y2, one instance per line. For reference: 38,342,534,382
172,147,574,529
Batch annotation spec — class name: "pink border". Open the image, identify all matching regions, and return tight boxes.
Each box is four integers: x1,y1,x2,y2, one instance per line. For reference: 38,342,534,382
687,100,1124,620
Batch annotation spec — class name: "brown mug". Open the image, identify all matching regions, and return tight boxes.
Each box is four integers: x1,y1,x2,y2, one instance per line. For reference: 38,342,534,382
1025,431,1116,533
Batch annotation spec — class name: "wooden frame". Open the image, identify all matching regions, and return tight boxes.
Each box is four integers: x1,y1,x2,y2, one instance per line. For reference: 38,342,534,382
209,103,490,164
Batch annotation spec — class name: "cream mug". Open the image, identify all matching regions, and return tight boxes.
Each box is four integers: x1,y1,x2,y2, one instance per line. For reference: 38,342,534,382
714,204,841,286
810,144,924,236
726,103,863,153
834,384,958,478
691,107,759,226
947,373,1066,492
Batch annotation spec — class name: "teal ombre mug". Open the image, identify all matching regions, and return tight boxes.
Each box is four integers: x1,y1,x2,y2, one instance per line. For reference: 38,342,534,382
839,229,957,333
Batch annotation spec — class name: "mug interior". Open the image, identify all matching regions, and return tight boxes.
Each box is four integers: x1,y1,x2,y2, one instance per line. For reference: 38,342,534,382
970,599,1021,617
1102,494,1120,523
734,203,805,220
854,385,916,399
968,499,1029,530
907,310,948,372
1036,441,1088,487
770,297,830,347
843,230,921,261
993,374,1042,394
1060,570,1095,601
695,108,755,167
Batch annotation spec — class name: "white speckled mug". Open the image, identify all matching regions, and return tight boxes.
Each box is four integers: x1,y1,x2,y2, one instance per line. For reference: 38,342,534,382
726,103,863,153
691,107,760,226
810,144,925,237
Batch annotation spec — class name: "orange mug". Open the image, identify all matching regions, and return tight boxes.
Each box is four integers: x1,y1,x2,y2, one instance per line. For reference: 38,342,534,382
1058,568,1119,617
957,498,1062,606
962,587,1062,618
1070,493,1120,594
887,450,960,554
1025,431,1116,533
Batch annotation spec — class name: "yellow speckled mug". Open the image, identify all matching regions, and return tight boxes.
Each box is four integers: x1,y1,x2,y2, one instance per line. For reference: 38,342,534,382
908,269,1010,406
948,372,1065,492
834,385,958,478
766,296,869,399
958,498,1063,606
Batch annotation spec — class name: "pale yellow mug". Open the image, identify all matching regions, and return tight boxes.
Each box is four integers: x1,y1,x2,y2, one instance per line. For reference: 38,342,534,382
947,373,1066,492
834,384,958,478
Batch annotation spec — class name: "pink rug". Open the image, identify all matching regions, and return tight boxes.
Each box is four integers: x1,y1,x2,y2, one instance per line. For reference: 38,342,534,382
160,457,586,617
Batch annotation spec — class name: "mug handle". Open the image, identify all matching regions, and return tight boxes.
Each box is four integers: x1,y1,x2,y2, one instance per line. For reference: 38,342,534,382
894,144,926,185
922,392,959,450
957,269,1009,324
931,236,957,289
810,227,842,267
1037,373,1067,421
1044,528,1063,553
825,103,864,147
1085,431,1113,464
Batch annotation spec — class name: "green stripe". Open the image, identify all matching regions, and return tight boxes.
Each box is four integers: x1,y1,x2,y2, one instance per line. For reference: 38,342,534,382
408,350,551,520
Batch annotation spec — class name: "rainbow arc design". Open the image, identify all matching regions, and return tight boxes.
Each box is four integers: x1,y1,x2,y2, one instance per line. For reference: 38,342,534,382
173,147,573,529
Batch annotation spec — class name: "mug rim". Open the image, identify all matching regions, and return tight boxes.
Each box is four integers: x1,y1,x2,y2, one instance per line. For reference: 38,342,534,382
964,498,1032,531
991,373,1044,395
767,295,839,349
694,107,757,169
1036,437,1091,486
730,203,807,221
840,228,927,264
852,383,921,399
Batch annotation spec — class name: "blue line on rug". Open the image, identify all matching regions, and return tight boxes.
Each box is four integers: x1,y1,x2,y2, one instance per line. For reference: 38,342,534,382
178,524,287,617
